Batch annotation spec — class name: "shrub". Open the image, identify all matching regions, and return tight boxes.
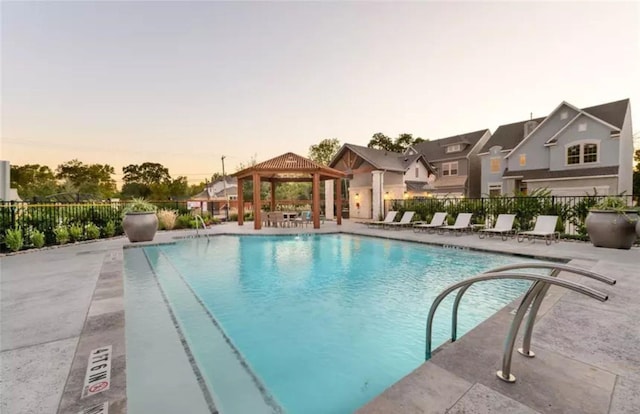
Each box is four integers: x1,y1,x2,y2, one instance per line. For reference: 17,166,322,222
123,198,157,215
175,214,193,229
157,209,178,230
103,221,116,238
69,224,83,242
5,228,24,252
85,223,100,240
30,229,45,248
229,213,238,222
54,226,70,244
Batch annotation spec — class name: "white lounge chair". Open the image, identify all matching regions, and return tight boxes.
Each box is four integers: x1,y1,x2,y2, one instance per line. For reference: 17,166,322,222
517,215,560,245
367,211,398,228
384,211,415,229
413,212,447,233
478,214,516,241
438,213,473,235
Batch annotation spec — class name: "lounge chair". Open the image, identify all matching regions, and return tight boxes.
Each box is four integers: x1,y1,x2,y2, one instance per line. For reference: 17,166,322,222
384,211,415,230
294,211,312,227
517,215,560,245
367,211,398,228
413,212,447,233
438,213,473,235
478,214,516,241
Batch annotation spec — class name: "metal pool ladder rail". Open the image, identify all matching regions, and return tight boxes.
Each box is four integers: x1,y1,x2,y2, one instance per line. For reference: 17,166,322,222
425,263,615,383
193,214,207,236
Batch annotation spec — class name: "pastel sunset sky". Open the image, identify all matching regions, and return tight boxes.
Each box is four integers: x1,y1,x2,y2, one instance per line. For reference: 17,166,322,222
2,1,639,185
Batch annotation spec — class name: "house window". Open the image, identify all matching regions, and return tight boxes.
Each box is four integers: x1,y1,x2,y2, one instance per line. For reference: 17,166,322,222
488,183,502,197
519,154,526,167
446,144,461,153
442,161,458,176
560,111,568,120
567,145,581,164
578,122,587,132
566,142,599,165
490,157,501,173
415,167,419,178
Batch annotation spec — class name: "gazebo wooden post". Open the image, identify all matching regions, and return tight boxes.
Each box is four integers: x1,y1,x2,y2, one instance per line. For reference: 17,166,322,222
253,172,262,230
237,178,244,226
335,178,342,225
312,172,320,229
270,181,276,212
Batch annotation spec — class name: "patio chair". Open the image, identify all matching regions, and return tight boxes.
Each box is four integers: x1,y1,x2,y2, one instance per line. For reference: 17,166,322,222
438,213,473,235
271,211,286,228
384,211,415,230
294,211,312,227
517,215,560,245
367,211,398,228
413,212,447,233
478,214,516,241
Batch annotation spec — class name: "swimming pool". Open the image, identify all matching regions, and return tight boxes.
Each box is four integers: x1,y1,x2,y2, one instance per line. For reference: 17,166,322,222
124,234,536,413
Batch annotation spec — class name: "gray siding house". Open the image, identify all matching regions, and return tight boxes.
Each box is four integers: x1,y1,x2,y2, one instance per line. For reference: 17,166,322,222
479,99,633,196
406,129,491,197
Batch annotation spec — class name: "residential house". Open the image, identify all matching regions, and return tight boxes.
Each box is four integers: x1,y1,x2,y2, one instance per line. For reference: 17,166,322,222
479,99,633,196
405,129,491,198
190,176,238,213
329,144,435,220
328,129,491,219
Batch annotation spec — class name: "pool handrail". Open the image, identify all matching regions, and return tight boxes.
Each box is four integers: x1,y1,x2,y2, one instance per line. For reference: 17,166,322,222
424,270,610,382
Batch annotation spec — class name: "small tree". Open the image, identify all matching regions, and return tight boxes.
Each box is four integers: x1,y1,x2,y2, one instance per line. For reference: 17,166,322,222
308,138,341,166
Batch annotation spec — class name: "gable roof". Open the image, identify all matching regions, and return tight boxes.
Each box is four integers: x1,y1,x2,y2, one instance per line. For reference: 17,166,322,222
479,117,546,154
234,152,345,180
411,129,489,161
481,99,629,155
502,166,618,181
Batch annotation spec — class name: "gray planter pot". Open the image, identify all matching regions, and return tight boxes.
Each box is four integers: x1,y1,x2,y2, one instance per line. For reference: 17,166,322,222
637,219,640,238
123,212,158,242
585,210,638,250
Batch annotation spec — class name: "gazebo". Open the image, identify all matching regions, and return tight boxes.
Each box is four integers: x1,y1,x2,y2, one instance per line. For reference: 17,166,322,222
232,152,347,229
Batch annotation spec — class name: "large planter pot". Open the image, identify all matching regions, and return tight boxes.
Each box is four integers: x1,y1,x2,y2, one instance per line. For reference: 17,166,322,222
585,210,638,250
123,212,158,242
637,218,640,238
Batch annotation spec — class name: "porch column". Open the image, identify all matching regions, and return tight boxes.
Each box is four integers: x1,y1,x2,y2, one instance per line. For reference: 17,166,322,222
270,181,276,212
372,170,384,221
237,178,244,226
312,172,320,229
335,178,342,225
253,172,262,230
324,179,334,220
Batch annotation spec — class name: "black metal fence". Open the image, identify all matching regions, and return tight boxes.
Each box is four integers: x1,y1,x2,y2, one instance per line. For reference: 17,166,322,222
0,201,192,248
386,195,638,240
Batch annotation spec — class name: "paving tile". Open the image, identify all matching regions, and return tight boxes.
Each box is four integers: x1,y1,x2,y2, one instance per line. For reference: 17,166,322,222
447,383,540,414
609,375,640,414
0,336,78,414
357,362,472,414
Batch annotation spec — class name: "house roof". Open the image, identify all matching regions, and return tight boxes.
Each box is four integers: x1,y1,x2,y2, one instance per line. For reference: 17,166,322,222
479,117,546,154
502,166,618,180
405,180,434,192
479,99,630,154
234,152,345,180
433,175,468,188
330,144,408,172
411,129,489,161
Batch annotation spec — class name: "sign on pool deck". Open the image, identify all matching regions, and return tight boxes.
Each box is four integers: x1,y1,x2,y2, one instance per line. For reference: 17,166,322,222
78,402,109,414
82,346,112,398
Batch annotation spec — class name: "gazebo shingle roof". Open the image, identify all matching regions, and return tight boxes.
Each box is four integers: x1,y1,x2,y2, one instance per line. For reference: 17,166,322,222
234,152,345,179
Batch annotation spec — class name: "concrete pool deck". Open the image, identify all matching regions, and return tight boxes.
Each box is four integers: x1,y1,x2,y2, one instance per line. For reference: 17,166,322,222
1,220,638,413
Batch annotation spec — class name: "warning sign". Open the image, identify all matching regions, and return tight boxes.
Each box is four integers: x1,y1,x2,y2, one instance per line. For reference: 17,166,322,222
82,346,112,398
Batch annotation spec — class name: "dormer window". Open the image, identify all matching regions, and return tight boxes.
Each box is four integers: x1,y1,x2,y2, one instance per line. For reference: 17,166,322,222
446,144,461,153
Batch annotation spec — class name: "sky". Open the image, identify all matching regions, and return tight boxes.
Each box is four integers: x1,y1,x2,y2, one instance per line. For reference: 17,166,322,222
2,1,639,185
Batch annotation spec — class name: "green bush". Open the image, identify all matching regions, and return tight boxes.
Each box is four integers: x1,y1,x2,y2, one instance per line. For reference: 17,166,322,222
85,223,100,240
69,224,83,242
5,228,24,252
30,229,45,248
229,213,238,222
175,214,193,229
103,221,116,238
54,226,70,244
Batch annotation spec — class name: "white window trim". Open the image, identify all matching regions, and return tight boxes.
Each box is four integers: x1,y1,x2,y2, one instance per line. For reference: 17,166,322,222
488,182,502,196
564,139,600,167
446,144,461,153
441,161,459,176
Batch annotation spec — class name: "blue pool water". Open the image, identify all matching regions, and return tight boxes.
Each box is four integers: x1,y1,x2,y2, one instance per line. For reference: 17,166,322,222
128,234,536,413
